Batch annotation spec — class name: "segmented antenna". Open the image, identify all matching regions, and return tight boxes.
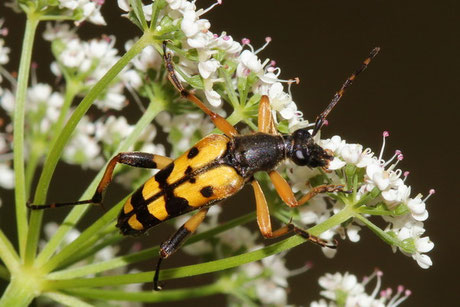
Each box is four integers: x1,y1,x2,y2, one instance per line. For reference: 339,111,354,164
312,47,380,136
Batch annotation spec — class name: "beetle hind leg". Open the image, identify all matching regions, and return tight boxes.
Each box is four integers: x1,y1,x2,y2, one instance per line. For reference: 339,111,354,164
153,207,209,291
27,152,173,210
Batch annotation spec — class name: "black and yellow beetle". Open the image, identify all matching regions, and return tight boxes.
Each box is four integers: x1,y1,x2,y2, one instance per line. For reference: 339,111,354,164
28,43,379,290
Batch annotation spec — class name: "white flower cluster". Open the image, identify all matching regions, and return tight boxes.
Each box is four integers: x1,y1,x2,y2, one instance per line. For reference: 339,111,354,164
0,19,9,65
119,0,303,129
63,114,165,171
44,24,128,111
0,18,10,91
0,19,12,190
311,270,411,307
58,0,106,25
156,111,214,156
285,132,434,268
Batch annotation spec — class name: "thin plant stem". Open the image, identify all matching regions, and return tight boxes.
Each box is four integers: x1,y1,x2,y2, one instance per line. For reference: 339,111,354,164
0,230,19,272
13,14,40,259
64,282,226,302
43,292,93,307
47,212,255,279
44,207,354,290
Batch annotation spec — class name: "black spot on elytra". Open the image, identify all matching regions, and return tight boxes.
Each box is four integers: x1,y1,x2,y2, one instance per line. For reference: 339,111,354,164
189,178,196,183
155,162,174,187
165,196,191,216
200,186,214,198
187,147,199,159
130,184,145,209
185,166,193,174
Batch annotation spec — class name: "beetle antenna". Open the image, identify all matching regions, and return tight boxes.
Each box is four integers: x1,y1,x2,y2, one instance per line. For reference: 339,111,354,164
312,47,380,136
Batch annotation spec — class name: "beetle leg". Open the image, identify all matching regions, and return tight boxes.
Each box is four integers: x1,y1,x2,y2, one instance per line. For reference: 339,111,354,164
154,207,209,291
268,171,346,208
257,95,277,134
251,180,333,247
162,41,239,138
27,152,173,210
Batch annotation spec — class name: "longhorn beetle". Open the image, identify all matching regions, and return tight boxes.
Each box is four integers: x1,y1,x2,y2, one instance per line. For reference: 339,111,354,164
28,43,380,290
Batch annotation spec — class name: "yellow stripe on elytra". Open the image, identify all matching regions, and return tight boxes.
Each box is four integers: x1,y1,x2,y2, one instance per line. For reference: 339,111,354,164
142,176,160,200
174,166,244,207
128,214,144,230
123,200,134,214
167,134,229,185
147,196,168,221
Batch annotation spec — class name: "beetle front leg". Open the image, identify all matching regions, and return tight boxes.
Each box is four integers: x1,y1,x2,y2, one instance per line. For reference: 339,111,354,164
268,171,345,208
251,180,334,248
27,152,173,210
154,207,209,291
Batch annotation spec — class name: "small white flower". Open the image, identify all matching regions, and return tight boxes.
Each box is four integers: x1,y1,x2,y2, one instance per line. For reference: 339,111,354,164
406,194,428,221
237,50,264,77
198,58,220,79
0,163,14,189
60,38,86,67
0,37,10,65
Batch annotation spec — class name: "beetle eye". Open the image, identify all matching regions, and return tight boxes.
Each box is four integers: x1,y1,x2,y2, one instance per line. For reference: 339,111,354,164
295,150,306,160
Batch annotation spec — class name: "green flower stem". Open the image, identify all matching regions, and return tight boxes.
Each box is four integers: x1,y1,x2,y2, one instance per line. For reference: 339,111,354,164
45,207,353,290
43,292,93,307
57,230,122,270
64,282,226,302
13,14,40,258
0,276,36,307
48,212,255,280
0,230,19,272
37,95,165,268
219,68,240,108
24,141,44,196
38,198,125,272
52,80,80,136
308,204,354,236
27,33,157,266
353,212,398,246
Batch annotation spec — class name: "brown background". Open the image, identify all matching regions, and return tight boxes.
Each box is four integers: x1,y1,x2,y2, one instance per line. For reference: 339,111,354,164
1,0,459,305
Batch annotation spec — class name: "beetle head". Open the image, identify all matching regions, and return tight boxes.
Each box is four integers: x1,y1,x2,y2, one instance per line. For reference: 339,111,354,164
287,128,333,168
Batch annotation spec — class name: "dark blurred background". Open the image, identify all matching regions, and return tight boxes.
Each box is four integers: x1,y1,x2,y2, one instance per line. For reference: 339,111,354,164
1,0,459,305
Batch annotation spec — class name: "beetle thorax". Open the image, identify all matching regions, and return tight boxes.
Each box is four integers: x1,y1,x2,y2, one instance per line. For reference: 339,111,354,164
228,133,286,178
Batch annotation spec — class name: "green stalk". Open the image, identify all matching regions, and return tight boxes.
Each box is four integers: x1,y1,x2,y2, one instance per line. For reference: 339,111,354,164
52,80,79,135
0,230,19,272
36,93,165,267
24,141,43,196
13,14,40,258
47,212,255,279
25,33,156,266
0,278,35,307
308,204,354,236
43,292,93,307
45,207,354,290
64,282,225,302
